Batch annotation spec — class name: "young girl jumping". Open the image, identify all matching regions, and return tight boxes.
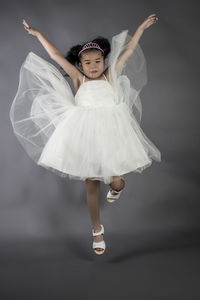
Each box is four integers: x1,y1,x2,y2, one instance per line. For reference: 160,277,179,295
9,14,161,255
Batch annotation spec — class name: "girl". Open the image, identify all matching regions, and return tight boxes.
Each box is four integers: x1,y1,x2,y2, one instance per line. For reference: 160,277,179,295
10,14,161,255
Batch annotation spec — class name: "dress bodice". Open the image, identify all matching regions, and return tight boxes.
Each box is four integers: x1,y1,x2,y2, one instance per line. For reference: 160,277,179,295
74,74,116,108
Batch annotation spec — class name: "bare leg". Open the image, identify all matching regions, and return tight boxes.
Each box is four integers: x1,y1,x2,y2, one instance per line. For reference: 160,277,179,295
109,176,125,195
85,179,104,252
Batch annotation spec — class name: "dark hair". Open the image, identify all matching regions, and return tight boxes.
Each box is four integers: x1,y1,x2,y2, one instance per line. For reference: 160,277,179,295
60,36,111,77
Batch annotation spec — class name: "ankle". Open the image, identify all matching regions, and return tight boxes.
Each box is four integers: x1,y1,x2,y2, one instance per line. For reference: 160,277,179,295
93,224,101,232
110,187,123,193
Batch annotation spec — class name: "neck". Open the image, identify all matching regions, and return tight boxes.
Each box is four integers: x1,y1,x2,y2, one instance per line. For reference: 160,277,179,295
84,72,104,80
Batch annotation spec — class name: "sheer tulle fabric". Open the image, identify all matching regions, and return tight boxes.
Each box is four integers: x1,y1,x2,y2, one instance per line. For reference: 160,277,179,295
9,30,161,184
108,29,147,124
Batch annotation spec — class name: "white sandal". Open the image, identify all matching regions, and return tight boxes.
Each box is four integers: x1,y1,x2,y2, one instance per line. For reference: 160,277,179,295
92,224,106,255
106,177,125,203
106,188,123,202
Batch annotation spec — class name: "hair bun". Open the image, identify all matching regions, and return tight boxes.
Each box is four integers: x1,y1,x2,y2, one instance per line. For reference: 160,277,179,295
92,37,111,58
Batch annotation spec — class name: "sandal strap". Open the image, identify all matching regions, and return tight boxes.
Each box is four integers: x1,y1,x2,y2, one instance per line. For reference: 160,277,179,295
110,189,121,194
93,240,106,250
92,224,104,236
107,189,122,200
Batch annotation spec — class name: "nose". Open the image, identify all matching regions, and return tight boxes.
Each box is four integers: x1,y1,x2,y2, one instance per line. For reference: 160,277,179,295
91,63,96,68
91,66,98,71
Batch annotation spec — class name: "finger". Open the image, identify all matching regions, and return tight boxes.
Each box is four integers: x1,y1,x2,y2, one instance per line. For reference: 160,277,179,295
150,16,158,22
150,16,157,20
146,15,155,21
24,23,31,30
149,14,157,17
24,27,30,32
148,15,157,21
23,20,30,27
148,18,155,23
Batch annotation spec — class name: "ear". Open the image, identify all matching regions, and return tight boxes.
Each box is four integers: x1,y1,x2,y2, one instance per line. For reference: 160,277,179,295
79,62,82,69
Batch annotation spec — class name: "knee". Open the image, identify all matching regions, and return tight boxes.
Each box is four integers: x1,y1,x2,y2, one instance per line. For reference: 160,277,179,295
85,179,99,194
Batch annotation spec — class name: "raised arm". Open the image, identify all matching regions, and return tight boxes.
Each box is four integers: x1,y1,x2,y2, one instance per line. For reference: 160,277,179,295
22,19,79,80
114,14,158,74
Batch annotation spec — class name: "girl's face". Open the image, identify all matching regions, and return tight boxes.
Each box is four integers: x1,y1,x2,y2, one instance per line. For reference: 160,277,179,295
79,50,105,79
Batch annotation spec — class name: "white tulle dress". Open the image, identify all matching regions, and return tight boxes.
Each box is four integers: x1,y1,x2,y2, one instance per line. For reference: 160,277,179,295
9,30,161,184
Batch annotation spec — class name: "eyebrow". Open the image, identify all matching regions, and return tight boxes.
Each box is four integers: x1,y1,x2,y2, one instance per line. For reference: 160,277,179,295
83,58,101,62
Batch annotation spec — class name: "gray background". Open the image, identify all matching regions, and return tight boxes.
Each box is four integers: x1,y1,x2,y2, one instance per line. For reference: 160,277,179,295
1,0,200,299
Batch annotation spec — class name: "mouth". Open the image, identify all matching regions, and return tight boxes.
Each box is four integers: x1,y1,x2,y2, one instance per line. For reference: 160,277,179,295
91,70,98,74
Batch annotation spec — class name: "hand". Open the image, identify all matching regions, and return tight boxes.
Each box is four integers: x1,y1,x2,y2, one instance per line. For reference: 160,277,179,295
22,19,39,36
139,14,159,31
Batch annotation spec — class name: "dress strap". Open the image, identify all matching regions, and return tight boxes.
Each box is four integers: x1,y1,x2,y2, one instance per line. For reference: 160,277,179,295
103,73,107,81
83,74,107,82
